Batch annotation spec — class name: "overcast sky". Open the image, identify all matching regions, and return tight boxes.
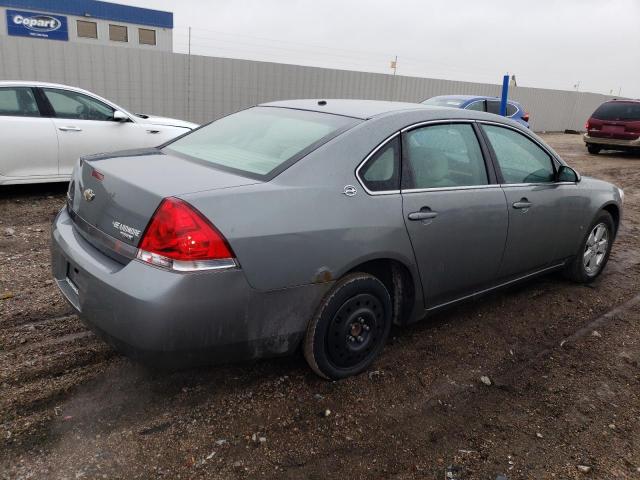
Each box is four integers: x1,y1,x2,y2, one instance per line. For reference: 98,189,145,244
118,0,640,97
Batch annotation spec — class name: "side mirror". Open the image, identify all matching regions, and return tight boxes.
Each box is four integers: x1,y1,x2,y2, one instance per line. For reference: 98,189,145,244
113,110,129,122
557,165,581,183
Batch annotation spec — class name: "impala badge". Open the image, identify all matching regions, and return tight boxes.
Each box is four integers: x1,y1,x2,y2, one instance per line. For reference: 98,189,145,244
112,221,141,239
83,188,95,202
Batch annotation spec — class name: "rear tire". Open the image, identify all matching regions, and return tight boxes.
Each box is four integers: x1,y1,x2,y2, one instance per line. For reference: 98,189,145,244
587,144,601,155
304,273,392,380
564,211,614,283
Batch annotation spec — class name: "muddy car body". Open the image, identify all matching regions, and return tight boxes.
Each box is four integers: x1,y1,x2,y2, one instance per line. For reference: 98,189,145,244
51,100,623,379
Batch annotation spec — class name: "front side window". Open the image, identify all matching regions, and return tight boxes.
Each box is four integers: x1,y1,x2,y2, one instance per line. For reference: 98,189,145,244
403,123,488,189
482,125,555,184
43,89,115,121
359,136,400,192
77,20,97,39
109,24,128,42
0,87,40,117
164,107,358,178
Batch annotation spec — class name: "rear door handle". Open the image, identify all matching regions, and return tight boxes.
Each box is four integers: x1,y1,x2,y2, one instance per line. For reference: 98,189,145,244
408,209,439,221
512,199,532,209
58,126,82,132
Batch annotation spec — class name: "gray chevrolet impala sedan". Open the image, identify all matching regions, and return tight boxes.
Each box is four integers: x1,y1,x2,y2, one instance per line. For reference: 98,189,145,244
51,99,624,379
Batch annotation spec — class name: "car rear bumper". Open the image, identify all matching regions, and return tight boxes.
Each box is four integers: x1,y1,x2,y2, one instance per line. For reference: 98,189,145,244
584,133,640,148
51,208,331,365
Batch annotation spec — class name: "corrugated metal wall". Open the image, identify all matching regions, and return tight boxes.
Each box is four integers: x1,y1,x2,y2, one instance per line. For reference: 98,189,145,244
0,36,615,131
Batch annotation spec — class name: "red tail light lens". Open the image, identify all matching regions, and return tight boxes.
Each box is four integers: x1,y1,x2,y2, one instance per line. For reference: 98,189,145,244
585,120,591,130
137,197,236,271
522,112,530,123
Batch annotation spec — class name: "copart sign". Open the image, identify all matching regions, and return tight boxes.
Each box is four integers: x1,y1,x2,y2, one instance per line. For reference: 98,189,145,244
6,9,69,41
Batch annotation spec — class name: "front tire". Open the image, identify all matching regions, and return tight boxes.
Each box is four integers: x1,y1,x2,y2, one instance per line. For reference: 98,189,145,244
564,211,614,283
304,273,392,380
587,144,601,155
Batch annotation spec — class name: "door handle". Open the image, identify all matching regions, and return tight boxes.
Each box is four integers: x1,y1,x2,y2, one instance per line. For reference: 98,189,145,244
146,129,160,134
408,208,439,221
512,198,532,209
58,126,82,132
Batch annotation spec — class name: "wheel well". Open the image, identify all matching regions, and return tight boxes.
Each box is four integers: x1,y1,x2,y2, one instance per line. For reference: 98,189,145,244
346,259,416,325
603,204,620,234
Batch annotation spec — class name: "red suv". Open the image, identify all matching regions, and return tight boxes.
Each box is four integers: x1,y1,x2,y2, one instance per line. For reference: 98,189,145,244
584,99,640,154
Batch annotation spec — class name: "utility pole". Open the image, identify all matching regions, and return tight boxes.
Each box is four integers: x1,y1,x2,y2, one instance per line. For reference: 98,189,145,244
187,26,192,120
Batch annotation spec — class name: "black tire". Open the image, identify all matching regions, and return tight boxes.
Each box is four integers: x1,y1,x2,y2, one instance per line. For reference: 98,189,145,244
564,211,614,283
587,144,601,155
304,272,392,380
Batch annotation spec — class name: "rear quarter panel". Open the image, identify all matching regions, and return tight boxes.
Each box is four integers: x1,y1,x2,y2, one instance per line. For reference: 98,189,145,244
179,112,430,296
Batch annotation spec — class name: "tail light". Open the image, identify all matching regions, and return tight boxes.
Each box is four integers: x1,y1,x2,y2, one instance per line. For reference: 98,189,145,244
522,112,530,123
585,120,591,131
136,197,236,272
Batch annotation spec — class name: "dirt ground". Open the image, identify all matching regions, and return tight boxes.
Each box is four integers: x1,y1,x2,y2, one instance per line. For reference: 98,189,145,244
1,133,639,480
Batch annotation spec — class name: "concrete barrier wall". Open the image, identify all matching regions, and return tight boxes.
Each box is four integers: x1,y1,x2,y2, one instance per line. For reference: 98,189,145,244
0,36,615,131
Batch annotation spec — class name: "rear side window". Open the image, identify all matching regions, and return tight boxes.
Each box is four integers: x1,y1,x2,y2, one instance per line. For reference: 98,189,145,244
164,107,358,178
403,123,488,189
482,125,554,184
359,136,400,192
0,87,40,117
592,102,640,121
506,103,518,116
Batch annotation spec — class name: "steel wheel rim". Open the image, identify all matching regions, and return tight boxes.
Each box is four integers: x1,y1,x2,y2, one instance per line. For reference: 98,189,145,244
326,293,384,369
583,222,609,276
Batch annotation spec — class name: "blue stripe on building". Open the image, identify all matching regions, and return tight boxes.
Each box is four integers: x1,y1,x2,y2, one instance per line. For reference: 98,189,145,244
0,0,172,28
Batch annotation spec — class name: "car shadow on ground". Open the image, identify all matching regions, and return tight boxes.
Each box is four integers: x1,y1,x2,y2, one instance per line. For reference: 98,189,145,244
0,182,68,199
596,149,640,159
50,272,576,442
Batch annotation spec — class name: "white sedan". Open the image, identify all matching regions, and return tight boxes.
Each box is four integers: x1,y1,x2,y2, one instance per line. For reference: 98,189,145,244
0,81,198,185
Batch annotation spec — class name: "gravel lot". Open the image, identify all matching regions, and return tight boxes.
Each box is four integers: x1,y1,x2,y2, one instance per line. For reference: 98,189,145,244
1,133,639,479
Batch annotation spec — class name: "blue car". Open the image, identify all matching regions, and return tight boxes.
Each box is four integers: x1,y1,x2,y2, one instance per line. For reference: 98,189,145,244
422,95,530,128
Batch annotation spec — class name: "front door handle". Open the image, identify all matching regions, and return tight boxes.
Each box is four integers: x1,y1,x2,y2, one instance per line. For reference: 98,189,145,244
512,198,532,209
408,208,439,221
58,126,82,132
146,129,160,134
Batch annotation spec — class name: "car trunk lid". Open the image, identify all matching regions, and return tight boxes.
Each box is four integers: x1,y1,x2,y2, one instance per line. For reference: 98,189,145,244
68,148,258,257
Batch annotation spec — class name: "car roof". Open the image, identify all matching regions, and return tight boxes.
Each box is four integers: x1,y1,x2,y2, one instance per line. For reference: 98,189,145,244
257,98,527,130
427,94,520,104
259,99,436,120
603,98,640,104
0,81,102,98
0,80,79,89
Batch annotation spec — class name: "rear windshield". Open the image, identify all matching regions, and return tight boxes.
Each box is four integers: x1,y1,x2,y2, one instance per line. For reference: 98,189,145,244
592,102,640,121
164,107,359,178
422,97,465,108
